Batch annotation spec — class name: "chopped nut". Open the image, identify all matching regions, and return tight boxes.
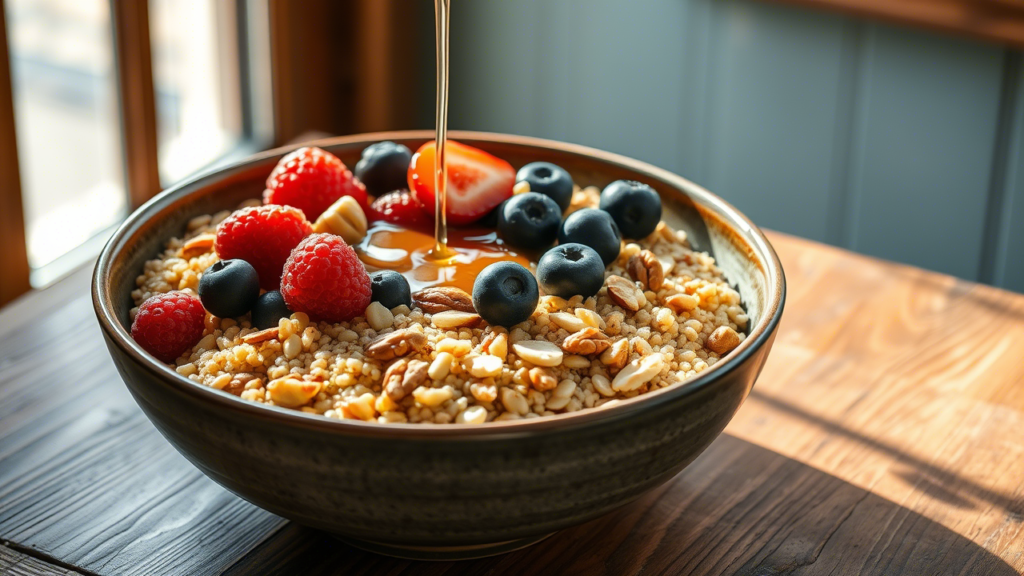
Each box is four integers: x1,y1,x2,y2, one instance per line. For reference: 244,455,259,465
344,392,377,420
382,359,408,400
512,339,564,367
600,338,629,370
562,354,591,369
436,337,472,357
664,293,699,313
414,385,453,407
365,329,429,360
626,250,664,291
612,354,665,392
513,180,531,195
606,275,642,313
242,327,279,344
480,331,508,360
466,354,502,378
562,327,611,356
283,334,302,359
428,352,454,380
527,367,558,391
412,286,476,314
501,387,529,415
179,234,215,259
456,405,488,424
575,308,605,329
591,374,614,397
268,377,320,407
365,301,395,331
431,310,483,329
313,196,368,245
707,326,741,355
470,380,498,402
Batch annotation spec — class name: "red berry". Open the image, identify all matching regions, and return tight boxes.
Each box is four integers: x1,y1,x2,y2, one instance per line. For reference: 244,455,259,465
215,205,312,290
264,146,368,220
281,233,371,323
131,291,206,363
408,140,514,225
367,190,432,228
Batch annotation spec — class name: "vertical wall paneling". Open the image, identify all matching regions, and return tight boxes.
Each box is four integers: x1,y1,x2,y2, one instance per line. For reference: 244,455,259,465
700,0,849,243
449,1,541,136
993,57,1024,292
844,24,1004,280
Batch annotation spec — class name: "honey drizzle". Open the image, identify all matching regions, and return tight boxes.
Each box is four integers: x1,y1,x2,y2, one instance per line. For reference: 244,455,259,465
432,0,452,260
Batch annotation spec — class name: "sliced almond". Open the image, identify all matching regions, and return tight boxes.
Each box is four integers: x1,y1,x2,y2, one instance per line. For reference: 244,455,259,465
180,234,215,259
512,339,563,367
468,355,503,378
549,312,587,333
242,327,279,344
612,354,665,392
606,275,641,313
431,310,483,329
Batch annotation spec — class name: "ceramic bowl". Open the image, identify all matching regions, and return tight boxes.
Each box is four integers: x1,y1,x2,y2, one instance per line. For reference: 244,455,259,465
93,131,785,560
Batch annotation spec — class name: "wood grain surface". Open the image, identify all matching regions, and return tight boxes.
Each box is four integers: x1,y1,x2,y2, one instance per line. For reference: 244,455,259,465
1,233,1022,575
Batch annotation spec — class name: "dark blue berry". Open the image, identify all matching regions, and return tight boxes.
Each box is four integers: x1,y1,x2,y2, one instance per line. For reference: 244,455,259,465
370,270,412,309
199,259,260,318
472,262,539,328
537,243,605,299
354,141,412,195
599,180,662,239
497,192,561,251
251,291,292,330
557,208,621,266
516,162,573,213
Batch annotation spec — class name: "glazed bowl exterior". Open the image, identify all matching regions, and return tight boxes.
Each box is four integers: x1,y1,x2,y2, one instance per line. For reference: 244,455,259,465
93,131,785,551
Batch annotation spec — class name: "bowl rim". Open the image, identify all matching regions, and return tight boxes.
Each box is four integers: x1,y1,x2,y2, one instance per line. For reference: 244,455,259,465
93,130,786,440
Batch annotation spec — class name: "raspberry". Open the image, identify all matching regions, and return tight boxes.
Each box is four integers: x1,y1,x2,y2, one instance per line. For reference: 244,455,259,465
131,291,206,363
281,233,371,322
264,147,368,221
367,190,432,228
215,205,312,290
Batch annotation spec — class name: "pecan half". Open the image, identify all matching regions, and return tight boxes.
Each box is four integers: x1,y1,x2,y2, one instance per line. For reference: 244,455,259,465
606,275,641,313
179,233,215,259
626,249,664,291
365,329,429,360
561,327,611,356
412,286,476,314
383,358,429,401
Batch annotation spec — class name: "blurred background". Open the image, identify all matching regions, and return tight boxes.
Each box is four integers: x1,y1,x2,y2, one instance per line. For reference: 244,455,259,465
1,0,1022,308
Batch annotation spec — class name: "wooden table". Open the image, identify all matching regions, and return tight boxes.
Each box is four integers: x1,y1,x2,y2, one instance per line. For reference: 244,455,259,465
2,232,1022,576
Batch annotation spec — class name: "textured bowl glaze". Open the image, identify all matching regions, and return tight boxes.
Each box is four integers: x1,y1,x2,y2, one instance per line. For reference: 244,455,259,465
93,131,785,559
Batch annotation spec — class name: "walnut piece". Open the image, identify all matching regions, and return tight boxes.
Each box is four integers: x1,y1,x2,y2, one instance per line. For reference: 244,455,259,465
626,249,664,291
384,358,428,401
412,286,476,314
179,234,215,259
365,329,429,360
528,367,558,391
561,327,611,356
707,326,741,355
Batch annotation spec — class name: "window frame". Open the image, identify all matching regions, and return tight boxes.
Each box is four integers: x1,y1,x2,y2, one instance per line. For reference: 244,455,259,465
0,0,275,303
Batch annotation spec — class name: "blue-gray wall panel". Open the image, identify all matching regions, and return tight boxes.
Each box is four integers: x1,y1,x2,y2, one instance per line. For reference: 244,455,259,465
700,0,849,243
845,25,1003,280
994,61,1024,293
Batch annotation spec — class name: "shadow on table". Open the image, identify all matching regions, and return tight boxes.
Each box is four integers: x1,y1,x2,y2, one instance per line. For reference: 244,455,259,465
225,434,1017,576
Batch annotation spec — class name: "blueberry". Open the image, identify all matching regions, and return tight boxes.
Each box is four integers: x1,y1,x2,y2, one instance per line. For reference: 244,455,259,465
472,262,539,328
557,208,621,266
599,180,662,239
370,270,412,309
199,259,260,318
537,243,605,299
497,192,561,251
251,291,292,330
354,141,412,195
516,162,574,213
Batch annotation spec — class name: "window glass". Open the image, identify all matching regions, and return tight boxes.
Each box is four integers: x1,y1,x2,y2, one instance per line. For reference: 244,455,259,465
6,0,125,270
150,0,243,184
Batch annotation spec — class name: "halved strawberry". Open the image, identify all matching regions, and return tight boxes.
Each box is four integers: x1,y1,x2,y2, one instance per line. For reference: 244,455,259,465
367,190,432,229
407,140,514,226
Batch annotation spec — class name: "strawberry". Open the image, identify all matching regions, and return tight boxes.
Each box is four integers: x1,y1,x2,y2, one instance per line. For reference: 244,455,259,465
367,190,432,228
407,140,514,226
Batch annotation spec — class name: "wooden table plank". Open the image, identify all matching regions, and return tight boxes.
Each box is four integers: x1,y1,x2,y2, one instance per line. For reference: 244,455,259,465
0,544,84,576
1,233,1023,575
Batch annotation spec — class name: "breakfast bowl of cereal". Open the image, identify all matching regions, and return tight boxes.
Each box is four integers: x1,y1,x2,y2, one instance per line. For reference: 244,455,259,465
93,130,784,559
